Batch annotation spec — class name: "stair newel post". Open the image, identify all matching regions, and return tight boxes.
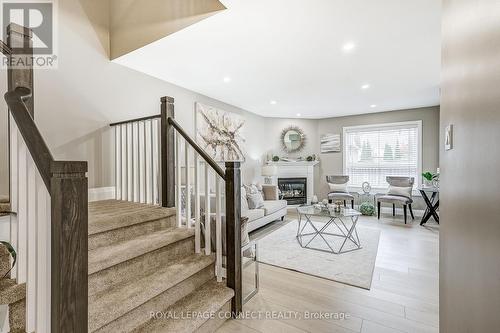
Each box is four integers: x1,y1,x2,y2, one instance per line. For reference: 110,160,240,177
7,23,34,117
50,161,88,333
224,162,242,316
161,96,175,208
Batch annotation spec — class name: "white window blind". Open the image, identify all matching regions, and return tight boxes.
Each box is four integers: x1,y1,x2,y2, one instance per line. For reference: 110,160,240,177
343,121,421,188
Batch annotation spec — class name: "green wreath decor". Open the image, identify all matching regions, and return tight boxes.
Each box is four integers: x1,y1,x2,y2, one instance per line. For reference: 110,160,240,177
359,202,375,216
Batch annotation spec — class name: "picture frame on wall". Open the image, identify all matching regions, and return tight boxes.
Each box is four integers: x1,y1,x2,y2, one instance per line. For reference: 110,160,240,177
320,134,341,153
195,102,246,162
445,124,453,150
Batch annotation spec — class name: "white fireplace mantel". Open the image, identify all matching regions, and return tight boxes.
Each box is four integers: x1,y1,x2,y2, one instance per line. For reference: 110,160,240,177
266,161,319,205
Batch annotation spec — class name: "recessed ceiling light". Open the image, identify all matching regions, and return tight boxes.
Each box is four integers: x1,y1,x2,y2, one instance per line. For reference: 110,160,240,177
296,113,301,117
342,42,356,52
223,76,231,83
361,84,371,90
270,100,277,105
370,104,377,108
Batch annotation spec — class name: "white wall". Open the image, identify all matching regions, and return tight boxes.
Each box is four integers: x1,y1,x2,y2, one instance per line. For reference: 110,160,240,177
0,0,440,202
264,107,440,210
0,0,267,189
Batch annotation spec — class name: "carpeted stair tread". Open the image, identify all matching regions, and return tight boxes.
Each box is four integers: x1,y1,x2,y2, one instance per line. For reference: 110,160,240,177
0,202,11,214
0,279,26,305
89,254,215,332
89,200,164,214
89,201,175,235
89,227,194,274
135,279,234,333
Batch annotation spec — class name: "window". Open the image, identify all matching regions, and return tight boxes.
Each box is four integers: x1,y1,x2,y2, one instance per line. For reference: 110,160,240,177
343,121,422,189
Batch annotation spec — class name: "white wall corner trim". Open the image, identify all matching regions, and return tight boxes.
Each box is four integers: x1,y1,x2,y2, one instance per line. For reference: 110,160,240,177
89,187,116,202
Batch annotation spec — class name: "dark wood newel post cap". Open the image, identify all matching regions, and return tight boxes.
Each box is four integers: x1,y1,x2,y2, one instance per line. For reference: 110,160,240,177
161,96,174,104
7,23,33,38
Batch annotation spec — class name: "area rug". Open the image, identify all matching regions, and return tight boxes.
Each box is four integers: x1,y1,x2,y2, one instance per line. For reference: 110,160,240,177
257,220,380,289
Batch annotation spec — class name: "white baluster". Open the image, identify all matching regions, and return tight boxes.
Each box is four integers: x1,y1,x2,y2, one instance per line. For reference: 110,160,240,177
216,176,222,282
133,122,140,202
36,172,51,333
141,121,147,203
26,154,36,332
121,124,127,201
156,119,161,204
194,153,200,253
9,116,19,277
147,120,153,204
185,144,191,228
151,119,159,205
204,164,211,255
127,123,133,201
176,134,182,227
17,135,27,283
115,125,121,200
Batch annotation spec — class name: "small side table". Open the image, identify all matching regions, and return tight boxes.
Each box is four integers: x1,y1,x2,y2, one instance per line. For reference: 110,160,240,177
354,191,377,210
419,187,439,225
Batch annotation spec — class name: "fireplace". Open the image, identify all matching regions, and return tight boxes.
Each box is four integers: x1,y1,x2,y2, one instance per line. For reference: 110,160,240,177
278,177,307,205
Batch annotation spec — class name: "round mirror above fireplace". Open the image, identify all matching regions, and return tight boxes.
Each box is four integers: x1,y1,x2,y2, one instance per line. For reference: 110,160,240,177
281,126,306,153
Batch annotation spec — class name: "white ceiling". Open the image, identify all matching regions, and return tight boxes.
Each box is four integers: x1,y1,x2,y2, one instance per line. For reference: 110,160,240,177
114,0,441,119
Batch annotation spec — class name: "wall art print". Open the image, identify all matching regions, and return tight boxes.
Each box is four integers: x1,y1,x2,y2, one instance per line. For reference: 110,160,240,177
195,102,246,162
320,133,341,153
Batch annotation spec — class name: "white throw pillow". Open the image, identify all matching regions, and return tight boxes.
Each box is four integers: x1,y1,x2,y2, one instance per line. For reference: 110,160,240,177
247,191,264,209
243,184,259,195
328,183,347,193
387,185,412,198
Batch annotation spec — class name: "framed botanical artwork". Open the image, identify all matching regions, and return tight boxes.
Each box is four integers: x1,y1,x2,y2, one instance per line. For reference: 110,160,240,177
320,134,341,153
195,102,246,162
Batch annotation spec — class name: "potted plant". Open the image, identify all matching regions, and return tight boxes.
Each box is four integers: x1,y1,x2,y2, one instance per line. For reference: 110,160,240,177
422,172,439,187
272,155,280,162
1,241,16,278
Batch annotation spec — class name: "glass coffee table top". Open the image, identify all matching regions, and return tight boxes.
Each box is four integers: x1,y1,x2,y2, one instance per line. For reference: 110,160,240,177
297,205,362,218
296,205,362,254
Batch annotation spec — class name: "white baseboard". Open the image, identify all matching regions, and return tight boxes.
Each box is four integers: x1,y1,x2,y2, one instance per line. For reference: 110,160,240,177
88,187,116,202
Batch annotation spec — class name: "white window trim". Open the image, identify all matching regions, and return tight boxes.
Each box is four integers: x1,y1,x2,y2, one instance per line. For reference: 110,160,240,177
342,120,423,189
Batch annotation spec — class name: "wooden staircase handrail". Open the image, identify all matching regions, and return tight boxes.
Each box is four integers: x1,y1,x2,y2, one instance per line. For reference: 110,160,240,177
4,25,89,332
5,87,54,189
167,117,226,180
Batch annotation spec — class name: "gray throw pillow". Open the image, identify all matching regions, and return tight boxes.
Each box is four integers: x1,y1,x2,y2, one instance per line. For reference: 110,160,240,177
247,191,264,209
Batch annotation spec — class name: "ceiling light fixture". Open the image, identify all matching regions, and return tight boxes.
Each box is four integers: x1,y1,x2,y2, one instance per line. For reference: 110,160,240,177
296,113,301,117
223,76,231,83
270,100,277,105
361,84,371,90
342,42,356,52
370,104,377,108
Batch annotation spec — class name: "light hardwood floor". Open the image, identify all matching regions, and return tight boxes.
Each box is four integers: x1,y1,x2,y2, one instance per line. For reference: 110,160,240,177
217,210,439,333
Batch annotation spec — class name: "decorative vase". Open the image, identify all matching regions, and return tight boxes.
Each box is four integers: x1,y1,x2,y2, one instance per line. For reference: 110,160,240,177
334,201,342,213
311,195,318,204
